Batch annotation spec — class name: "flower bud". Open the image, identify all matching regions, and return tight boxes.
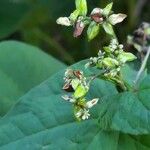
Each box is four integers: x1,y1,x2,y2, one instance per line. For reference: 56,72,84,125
73,21,85,37
62,95,76,103
85,98,99,108
109,13,127,25
90,8,103,23
56,17,71,26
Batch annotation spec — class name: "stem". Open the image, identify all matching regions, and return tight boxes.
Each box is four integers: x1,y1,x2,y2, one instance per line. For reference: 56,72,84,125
134,46,150,84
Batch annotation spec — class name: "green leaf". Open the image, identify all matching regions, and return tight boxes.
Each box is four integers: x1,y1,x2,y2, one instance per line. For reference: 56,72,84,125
102,2,113,16
97,89,150,134
75,0,87,16
0,41,66,116
0,60,150,149
118,52,137,63
0,0,30,38
87,21,100,41
0,60,119,149
102,22,115,36
69,9,80,22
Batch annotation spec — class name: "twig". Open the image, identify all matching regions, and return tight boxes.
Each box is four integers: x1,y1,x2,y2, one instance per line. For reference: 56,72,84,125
134,46,150,84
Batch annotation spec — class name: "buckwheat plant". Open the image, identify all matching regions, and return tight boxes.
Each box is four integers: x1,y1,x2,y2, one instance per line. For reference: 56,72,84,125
57,0,137,121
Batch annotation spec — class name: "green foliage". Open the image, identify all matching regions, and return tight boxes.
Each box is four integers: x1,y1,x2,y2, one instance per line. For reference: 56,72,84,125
0,0,149,149
0,0,30,39
102,2,113,16
118,52,137,63
75,0,87,16
0,60,149,149
87,21,100,41
0,41,66,117
102,22,114,36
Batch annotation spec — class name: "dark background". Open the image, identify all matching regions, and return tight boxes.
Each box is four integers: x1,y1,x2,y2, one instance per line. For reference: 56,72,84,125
0,0,150,64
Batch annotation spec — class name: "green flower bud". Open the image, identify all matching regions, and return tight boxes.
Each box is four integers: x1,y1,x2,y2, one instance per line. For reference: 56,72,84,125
69,9,80,22
103,57,119,68
74,85,89,99
117,52,137,63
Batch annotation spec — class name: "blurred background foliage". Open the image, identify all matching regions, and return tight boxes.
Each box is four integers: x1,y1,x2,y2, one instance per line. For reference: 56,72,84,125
0,0,150,65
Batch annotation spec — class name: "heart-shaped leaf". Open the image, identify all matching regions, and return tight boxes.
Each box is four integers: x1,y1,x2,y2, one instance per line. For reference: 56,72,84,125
0,60,149,149
0,41,66,116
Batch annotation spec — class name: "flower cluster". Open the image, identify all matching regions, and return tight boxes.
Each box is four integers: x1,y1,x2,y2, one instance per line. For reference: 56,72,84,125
62,69,99,120
58,0,137,121
85,39,136,87
56,1,127,40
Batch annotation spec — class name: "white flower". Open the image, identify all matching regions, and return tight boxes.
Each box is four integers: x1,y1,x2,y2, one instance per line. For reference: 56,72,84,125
109,13,127,25
111,39,118,45
85,62,91,68
82,109,90,120
62,95,76,103
119,44,123,49
75,110,83,118
111,44,117,50
75,109,90,120
64,69,73,78
56,17,71,26
85,98,99,108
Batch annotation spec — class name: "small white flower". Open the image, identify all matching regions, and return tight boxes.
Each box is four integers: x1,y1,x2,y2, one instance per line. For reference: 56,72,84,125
111,39,118,45
56,17,71,26
119,44,123,49
85,98,99,108
111,45,117,50
62,95,76,103
79,21,85,28
91,8,103,15
75,110,83,118
85,62,91,68
82,109,90,120
64,69,73,78
116,67,121,72
109,13,127,25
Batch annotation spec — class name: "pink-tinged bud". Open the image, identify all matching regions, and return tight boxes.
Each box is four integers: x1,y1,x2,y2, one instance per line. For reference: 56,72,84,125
90,8,103,23
73,21,85,37
73,70,83,79
62,81,74,92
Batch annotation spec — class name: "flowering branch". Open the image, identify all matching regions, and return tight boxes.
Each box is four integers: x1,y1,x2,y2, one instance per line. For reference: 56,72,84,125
57,0,137,120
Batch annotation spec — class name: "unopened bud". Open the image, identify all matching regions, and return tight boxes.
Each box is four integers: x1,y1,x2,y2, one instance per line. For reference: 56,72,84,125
73,21,85,37
56,17,71,26
85,98,99,108
90,8,104,23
